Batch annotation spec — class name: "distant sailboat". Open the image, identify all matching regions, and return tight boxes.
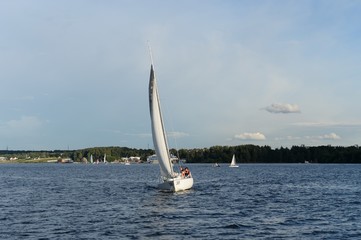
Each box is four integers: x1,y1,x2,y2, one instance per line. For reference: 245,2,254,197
148,51,193,192
229,154,239,168
104,154,107,163
90,154,93,164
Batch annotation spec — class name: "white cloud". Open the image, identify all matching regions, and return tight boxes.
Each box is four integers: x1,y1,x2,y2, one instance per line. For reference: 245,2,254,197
306,133,341,140
263,103,301,114
292,122,361,127
0,116,43,136
124,133,151,138
234,132,266,140
323,133,341,140
167,131,189,138
275,136,301,141
275,133,341,141
124,131,189,139
7,116,42,129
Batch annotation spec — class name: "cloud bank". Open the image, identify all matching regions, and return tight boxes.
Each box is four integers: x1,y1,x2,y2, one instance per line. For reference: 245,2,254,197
292,122,361,127
275,133,341,141
234,132,266,141
306,133,341,140
263,103,301,114
0,116,43,136
167,131,189,138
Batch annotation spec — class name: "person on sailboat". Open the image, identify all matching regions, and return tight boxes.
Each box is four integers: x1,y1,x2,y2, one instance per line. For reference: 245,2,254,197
180,167,185,177
184,167,191,178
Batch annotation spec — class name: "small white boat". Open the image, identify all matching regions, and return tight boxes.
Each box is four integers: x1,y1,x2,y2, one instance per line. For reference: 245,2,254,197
148,50,193,192
229,154,239,168
147,154,159,164
213,163,220,167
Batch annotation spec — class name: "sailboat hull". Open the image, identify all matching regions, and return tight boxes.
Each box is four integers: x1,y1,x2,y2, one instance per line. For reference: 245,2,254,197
158,177,194,192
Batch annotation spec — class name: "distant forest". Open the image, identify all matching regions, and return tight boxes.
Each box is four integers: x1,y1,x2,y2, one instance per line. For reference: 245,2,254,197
1,145,361,163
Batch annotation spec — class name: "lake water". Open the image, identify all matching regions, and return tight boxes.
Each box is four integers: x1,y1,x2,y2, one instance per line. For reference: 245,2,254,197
1,163,361,239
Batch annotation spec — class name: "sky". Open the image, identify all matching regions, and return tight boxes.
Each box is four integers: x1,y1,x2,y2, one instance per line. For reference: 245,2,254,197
1,0,361,150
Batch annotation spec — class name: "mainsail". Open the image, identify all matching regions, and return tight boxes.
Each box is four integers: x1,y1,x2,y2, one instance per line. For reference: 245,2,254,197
231,154,236,166
149,65,174,179
230,154,239,167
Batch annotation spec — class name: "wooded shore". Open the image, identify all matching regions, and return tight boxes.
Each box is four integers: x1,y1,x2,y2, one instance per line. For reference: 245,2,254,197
1,145,361,164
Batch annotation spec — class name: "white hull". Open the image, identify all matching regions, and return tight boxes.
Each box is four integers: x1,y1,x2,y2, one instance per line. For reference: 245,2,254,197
158,176,194,192
229,165,239,168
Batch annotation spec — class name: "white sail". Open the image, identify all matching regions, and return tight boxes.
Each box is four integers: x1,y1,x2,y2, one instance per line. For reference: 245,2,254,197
148,61,193,191
229,154,239,167
149,65,174,179
90,154,93,164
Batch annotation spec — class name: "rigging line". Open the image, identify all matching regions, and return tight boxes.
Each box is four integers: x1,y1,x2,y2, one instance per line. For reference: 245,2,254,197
159,93,182,171
166,104,183,169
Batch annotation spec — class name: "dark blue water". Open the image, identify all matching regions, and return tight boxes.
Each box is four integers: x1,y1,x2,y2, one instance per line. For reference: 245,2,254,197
1,163,361,239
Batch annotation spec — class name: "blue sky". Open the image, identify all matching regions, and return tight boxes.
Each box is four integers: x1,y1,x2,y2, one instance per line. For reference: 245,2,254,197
1,0,361,150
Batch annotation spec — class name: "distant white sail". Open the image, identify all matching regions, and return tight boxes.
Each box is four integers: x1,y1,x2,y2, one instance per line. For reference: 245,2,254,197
229,154,239,168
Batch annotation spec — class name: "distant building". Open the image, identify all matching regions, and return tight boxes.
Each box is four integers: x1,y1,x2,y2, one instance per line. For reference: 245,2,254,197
57,158,73,163
147,154,158,164
121,156,141,164
129,156,141,162
147,154,181,164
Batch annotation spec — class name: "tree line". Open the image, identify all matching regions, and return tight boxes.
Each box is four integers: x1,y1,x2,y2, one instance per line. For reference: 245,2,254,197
1,145,361,163
178,144,361,164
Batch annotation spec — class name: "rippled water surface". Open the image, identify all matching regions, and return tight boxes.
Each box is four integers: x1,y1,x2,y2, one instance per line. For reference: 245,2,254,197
1,163,361,239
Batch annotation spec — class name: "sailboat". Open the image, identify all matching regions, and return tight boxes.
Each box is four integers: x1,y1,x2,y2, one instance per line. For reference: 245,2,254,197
229,154,239,168
148,57,193,192
90,154,93,164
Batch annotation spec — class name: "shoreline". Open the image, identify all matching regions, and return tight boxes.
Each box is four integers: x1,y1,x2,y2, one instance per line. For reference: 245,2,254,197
0,158,58,164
